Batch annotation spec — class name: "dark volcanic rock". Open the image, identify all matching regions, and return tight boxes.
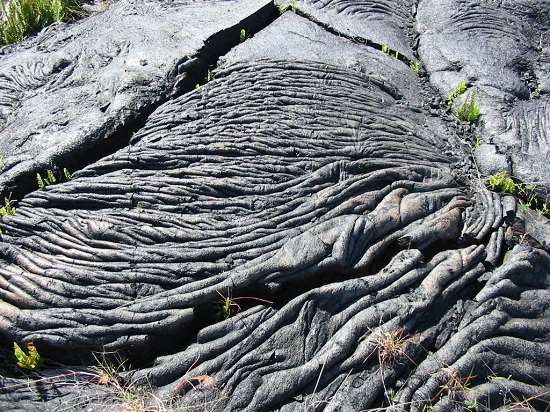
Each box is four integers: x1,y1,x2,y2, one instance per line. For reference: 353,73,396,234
0,1,549,412
0,0,274,195
416,0,550,197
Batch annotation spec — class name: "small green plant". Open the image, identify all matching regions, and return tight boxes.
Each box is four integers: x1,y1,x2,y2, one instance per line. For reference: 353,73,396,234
0,0,86,45
447,80,467,106
456,90,480,123
63,167,71,181
0,156,4,167
239,28,248,43
36,167,71,189
0,197,16,217
37,169,56,188
388,387,398,403
0,196,16,234
291,0,297,13
215,288,272,319
488,172,549,215
277,2,286,14
195,69,212,89
14,341,42,369
464,398,478,409
381,43,389,54
409,62,421,72
488,373,512,381
489,171,518,197
393,50,399,59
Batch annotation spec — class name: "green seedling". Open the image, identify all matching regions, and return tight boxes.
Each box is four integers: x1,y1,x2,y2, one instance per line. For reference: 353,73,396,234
37,173,45,189
447,80,467,106
409,62,421,72
36,167,71,189
291,0,297,13
393,50,399,59
239,28,248,43
0,197,16,217
388,387,398,403
216,288,272,319
0,197,16,235
277,2,286,14
196,69,213,89
14,341,42,369
487,373,512,381
37,170,56,188
381,43,389,54
0,156,4,167
456,90,480,123
489,172,549,215
488,171,510,191
63,167,71,181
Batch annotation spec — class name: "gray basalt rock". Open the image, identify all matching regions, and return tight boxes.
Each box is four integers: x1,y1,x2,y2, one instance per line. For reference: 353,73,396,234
0,1,549,411
278,0,418,62
0,0,274,195
416,0,550,197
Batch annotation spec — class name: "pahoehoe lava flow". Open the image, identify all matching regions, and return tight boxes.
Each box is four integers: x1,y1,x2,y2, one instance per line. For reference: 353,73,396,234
0,1,549,411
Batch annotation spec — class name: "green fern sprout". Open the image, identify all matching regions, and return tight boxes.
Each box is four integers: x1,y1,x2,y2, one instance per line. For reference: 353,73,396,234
447,80,467,106
488,171,515,193
37,168,71,189
37,173,45,189
409,62,421,72
14,341,42,369
456,90,480,123
45,169,57,185
63,167,72,181
239,28,248,43
488,172,549,215
0,197,16,217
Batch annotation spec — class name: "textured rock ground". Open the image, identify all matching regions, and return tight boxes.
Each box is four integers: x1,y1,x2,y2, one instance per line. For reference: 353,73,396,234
0,1,549,411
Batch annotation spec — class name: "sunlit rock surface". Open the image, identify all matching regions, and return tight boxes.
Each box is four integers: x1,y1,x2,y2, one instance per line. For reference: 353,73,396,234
0,1,548,411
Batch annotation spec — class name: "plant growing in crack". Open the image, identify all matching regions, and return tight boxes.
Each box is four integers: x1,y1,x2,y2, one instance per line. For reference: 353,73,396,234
195,69,213,89
409,62,421,72
239,28,248,43
456,89,480,123
216,288,272,319
0,196,16,234
447,80,467,106
37,167,71,189
0,197,16,217
14,341,42,370
488,171,549,215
